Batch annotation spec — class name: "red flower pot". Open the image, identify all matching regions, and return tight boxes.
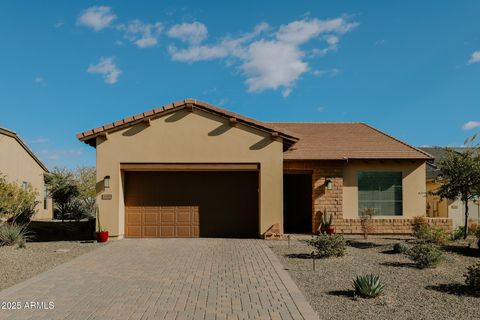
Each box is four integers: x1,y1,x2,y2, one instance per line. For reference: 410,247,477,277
96,231,109,243
320,226,327,234
326,226,335,235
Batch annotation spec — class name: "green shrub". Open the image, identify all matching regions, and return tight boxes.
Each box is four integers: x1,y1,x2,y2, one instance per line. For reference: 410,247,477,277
451,227,464,241
451,226,476,241
307,234,346,258
407,243,444,269
393,242,409,253
353,274,385,298
465,262,480,291
413,224,448,245
0,223,30,248
0,174,38,224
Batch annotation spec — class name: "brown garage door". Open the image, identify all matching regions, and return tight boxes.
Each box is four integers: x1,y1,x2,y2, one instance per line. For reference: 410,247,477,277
126,206,199,237
124,171,259,238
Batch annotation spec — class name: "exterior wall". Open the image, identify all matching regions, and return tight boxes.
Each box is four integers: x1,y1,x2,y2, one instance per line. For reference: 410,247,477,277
340,217,452,234
343,160,426,219
426,180,449,218
95,109,284,238
284,160,343,233
426,180,480,228
0,134,52,219
284,159,451,234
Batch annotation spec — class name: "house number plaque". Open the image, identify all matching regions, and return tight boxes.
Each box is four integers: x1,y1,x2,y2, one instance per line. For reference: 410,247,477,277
101,194,112,200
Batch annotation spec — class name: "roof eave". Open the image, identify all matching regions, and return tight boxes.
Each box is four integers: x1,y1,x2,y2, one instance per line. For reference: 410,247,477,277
77,99,300,149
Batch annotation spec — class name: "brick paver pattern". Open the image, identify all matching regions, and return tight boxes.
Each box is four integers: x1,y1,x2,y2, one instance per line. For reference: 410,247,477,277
0,239,316,320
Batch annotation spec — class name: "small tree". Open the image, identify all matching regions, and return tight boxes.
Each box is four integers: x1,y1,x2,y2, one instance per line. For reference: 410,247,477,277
360,208,375,239
435,135,480,239
45,167,80,222
75,166,96,218
0,173,38,224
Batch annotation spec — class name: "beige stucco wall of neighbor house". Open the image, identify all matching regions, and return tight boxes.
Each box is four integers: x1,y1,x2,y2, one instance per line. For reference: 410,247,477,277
343,160,426,218
0,134,52,219
426,180,480,228
95,109,284,238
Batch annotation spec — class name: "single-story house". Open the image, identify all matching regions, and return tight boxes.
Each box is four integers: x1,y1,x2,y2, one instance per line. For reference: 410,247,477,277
420,147,480,228
77,99,451,239
0,127,52,220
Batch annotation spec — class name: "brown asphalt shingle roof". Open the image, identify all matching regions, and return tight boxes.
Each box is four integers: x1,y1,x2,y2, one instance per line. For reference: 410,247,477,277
268,122,432,160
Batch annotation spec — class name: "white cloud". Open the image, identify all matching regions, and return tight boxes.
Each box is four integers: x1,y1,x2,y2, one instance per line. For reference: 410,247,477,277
243,40,308,94
167,18,357,96
169,44,228,62
462,121,480,130
276,18,357,45
169,22,269,62
312,68,340,77
468,51,480,64
87,57,121,84
167,22,208,44
41,148,83,161
34,76,46,86
77,6,116,31
31,137,49,144
54,20,64,28
118,20,163,48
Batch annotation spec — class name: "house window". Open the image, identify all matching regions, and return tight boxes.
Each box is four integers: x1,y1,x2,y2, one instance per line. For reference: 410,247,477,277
358,172,403,216
21,181,28,190
43,186,48,210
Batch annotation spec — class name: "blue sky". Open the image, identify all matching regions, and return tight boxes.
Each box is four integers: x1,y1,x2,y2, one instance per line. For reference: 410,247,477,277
1,1,479,169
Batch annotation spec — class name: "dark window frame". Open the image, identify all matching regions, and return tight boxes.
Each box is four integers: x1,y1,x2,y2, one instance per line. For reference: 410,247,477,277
357,171,403,216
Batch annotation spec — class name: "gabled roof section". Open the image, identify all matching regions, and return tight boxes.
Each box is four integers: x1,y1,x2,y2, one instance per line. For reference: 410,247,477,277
0,127,49,172
77,98,299,149
419,147,469,180
268,122,433,160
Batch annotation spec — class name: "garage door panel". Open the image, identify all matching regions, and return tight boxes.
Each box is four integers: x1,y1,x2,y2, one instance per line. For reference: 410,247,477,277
143,226,158,237
159,226,175,237
126,207,142,226
160,208,175,224
176,212,192,225
126,226,142,237
143,210,158,225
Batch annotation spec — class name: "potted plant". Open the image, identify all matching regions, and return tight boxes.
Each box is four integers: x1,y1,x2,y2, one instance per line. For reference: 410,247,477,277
319,210,335,235
95,206,108,243
326,213,335,235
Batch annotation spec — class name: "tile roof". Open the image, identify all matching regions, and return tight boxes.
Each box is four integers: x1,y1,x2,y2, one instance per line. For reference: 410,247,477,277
268,122,432,160
419,147,469,180
0,127,49,172
76,99,432,161
77,98,299,149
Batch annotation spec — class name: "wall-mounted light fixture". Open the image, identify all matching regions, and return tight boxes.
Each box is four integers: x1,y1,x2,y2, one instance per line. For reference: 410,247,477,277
325,178,333,190
104,175,111,188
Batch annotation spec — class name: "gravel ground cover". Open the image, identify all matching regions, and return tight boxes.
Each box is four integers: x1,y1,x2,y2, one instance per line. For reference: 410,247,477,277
0,241,103,291
269,235,480,320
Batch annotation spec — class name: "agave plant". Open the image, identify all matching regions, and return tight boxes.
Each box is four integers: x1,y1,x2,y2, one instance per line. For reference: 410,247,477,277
0,223,31,248
353,274,385,298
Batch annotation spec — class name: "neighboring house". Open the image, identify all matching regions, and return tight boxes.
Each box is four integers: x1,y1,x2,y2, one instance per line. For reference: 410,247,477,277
77,99,451,239
0,127,52,220
420,147,480,228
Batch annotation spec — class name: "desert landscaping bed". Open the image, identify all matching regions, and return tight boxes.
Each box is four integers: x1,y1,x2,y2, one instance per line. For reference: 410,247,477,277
269,235,480,320
0,241,103,291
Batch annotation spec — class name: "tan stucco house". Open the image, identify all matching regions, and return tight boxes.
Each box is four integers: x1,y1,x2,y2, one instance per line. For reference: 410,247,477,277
421,147,479,228
77,99,451,239
0,127,52,220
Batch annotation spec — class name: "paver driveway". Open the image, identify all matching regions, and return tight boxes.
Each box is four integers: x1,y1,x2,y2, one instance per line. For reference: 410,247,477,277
0,239,318,320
